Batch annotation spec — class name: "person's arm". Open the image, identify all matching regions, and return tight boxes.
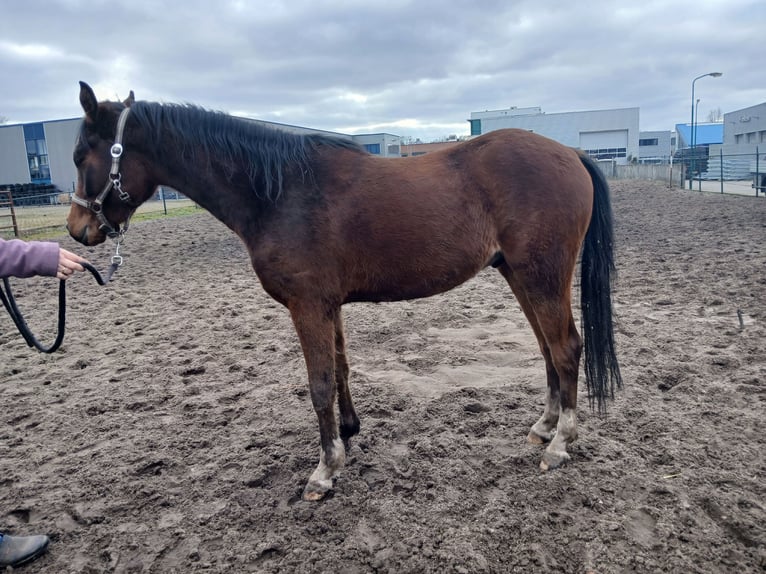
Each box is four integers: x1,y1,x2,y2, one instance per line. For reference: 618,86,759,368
0,238,63,279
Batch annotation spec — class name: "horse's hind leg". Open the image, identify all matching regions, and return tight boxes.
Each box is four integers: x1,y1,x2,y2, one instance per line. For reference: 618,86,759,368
498,266,561,442
334,312,360,445
533,302,582,471
529,351,562,445
498,264,582,470
289,301,346,501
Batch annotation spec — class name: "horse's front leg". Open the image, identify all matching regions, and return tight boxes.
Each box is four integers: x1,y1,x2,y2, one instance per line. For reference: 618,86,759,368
334,312,360,446
289,301,345,501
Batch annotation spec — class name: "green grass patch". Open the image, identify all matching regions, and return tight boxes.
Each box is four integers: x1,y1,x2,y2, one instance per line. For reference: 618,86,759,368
2,202,204,241
131,204,202,223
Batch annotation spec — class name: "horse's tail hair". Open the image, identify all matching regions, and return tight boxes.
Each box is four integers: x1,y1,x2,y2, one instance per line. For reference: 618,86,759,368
578,153,622,413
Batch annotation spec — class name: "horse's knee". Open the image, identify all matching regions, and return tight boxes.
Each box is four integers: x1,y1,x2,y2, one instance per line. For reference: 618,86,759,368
309,372,336,411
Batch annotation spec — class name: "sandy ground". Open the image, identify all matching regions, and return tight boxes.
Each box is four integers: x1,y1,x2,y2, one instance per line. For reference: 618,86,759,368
1,180,764,573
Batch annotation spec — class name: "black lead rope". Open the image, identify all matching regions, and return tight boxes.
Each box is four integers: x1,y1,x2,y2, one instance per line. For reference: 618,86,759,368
0,260,120,354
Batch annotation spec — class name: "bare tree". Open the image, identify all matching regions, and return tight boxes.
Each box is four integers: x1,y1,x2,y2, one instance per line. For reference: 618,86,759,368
707,107,723,123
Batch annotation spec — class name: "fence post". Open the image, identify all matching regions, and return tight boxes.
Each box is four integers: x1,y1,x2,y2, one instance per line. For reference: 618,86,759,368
720,149,724,194
668,160,673,188
757,147,760,198
0,189,20,237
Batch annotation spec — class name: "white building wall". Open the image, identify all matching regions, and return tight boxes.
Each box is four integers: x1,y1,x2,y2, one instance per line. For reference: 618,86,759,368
638,130,673,162
723,102,766,146
704,103,766,180
44,118,81,192
251,118,353,140
470,107,640,165
351,133,401,157
0,124,31,185
471,107,542,120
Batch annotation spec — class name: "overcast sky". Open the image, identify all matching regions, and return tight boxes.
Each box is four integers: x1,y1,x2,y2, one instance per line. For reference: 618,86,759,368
1,0,763,141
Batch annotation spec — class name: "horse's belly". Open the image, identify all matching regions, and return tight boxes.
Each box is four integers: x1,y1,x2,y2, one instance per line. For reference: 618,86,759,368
343,255,486,303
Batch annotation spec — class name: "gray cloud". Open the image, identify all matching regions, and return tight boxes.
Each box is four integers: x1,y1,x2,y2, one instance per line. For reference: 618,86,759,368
1,0,762,140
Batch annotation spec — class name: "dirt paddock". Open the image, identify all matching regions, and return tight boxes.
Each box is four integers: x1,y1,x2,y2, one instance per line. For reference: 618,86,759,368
1,181,764,573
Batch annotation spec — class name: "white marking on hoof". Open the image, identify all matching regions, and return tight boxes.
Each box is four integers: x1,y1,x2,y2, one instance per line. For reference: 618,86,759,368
303,438,345,501
303,478,334,501
539,408,577,471
556,408,578,444
540,449,571,471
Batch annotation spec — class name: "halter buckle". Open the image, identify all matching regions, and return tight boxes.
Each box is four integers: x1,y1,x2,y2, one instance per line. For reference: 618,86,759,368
111,143,124,158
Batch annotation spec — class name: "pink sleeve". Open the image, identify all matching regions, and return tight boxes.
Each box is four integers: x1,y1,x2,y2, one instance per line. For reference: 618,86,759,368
0,238,60,278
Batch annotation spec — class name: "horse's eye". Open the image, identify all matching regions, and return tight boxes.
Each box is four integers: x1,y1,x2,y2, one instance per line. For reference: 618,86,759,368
74,131,91,167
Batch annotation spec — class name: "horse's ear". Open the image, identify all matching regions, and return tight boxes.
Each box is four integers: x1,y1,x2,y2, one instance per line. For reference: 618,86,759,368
123,90,135,107
79,81,98,119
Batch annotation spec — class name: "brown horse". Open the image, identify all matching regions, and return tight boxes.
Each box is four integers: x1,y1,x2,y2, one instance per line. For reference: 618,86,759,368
67,82,621,500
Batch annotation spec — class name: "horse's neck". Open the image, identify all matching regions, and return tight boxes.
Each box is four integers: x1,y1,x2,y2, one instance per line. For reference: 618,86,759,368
152,156,263,237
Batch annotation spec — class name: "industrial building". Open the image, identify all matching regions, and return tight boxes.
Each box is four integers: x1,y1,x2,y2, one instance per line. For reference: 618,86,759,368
0,115,398,197
637,130,674,164
724,102,766,147
468,106,641,165
0,117,81,194
707,102,766,181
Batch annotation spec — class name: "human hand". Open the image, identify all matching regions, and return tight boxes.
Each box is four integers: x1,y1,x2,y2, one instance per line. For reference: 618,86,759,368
57,248,88,280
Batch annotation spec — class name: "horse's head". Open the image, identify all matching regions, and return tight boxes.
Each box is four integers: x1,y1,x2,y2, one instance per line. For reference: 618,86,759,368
67,82,155,246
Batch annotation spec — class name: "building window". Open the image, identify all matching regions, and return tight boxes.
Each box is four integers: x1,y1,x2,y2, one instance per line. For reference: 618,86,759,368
23,123,51,183
639,138,658,146
387,144,401,156
583,148,627,160
364,143,381,154
469,119,481,136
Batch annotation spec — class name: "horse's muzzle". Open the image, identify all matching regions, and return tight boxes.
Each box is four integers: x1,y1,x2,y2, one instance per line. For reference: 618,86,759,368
66,223,91,246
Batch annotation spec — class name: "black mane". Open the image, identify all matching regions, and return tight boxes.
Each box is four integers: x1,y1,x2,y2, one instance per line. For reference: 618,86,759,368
128,101,363,200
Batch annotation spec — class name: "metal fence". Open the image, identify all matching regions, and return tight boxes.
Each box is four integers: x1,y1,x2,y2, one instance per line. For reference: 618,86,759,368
596,148,765,197
683,148,765,196
0,187,195,238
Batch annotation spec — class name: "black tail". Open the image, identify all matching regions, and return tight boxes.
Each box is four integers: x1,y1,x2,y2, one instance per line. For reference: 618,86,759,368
578,154,622,413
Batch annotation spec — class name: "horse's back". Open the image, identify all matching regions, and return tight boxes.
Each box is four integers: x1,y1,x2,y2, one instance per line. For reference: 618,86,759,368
372,129,595,248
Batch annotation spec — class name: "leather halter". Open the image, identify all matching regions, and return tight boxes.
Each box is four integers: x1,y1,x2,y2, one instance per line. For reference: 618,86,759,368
71,106,135,239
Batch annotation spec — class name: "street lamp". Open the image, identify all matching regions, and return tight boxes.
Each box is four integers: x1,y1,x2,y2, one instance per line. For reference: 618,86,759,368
693,97,701,152
693,98,702,190
689,72,722,189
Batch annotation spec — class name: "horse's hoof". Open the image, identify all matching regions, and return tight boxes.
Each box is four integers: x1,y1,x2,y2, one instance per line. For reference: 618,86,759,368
539,449,570,471
302,479,333,501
